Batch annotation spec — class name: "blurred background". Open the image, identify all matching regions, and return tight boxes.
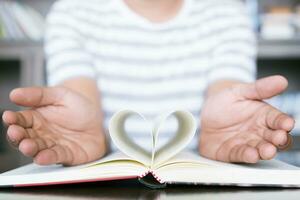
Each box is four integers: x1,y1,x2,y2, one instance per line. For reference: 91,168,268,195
1,0,300,172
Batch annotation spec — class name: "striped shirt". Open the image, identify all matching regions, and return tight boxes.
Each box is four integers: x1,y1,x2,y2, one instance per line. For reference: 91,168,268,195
45,0,257,151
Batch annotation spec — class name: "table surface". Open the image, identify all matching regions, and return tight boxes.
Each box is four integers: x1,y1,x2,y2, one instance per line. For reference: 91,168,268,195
1,179,300,200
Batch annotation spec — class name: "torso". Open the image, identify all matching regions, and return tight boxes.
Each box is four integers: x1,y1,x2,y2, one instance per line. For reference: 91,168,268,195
46,0,256,151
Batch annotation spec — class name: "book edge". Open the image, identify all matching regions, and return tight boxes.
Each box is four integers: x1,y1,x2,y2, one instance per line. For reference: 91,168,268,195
12,175,139,188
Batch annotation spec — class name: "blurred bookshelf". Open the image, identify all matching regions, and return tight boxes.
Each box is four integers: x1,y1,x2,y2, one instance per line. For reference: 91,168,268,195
1,0,300,170
258,38,300,58
0,0,53,172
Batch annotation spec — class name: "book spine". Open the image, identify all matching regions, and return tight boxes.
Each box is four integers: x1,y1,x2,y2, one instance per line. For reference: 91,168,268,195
10,2,29,39
13,2,40,40
2,1,25,40
0,14,5,39
138,170,167,189
0,4,14,39
0,0,45,41
23,3,45,33
17,2,44,41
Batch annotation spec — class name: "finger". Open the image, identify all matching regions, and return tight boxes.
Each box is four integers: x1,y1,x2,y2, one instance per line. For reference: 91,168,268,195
265,107,295,131
257,141,277,160
248,139,277,160
7,125,29,147
228,144,243,163
33,137,49,152
229,144,260,163
242,145,260,163
10,87,68,107
262,129,288,147
19,137,50,158
2,111,17,126
216,138,245,162
19,138,39,157
34,145,73,166
2,110,34,128
278,134,293,151
2,111,9,126
237,75,288,100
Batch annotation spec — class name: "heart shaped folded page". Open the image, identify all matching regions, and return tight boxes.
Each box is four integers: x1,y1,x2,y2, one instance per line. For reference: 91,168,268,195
109,110,197,169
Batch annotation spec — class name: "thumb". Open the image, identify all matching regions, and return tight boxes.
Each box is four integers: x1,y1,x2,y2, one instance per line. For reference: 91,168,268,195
238,75,288,100
9,87,68,107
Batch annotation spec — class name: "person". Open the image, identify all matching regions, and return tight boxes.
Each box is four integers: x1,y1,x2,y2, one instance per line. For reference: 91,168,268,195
2,0,294,166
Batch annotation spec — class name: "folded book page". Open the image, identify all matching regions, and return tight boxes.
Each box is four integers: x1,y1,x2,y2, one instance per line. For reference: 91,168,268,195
109,109,197,169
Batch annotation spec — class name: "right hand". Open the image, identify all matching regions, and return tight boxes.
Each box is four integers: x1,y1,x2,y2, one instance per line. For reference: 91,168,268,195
2,87,107,166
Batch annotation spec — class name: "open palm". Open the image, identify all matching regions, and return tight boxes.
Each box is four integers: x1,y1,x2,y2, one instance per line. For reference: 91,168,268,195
200,76,295,163
2,87,106,165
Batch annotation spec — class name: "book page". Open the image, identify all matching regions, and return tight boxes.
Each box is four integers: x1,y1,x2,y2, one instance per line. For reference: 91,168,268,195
152,111,196,168
156,151,299,170
109,110,153,167
2,152,142,176
109,109,197,169
0,152,147,187
154,151,300,187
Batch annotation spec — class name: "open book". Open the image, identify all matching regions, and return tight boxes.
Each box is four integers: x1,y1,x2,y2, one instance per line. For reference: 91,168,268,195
1,110,300,188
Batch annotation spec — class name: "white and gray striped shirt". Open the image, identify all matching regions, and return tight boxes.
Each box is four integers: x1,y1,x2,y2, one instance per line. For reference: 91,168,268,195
45,0,257,151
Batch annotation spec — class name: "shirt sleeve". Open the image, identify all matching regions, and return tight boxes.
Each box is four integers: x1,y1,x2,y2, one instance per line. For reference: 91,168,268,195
207,0,257,84
44,0,96,86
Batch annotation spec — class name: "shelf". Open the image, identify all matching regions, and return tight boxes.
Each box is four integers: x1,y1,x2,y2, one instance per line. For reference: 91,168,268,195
0,37,299,87
290,135,300,151
0,40,43,59
1,39,300,59
0,39,45,87
258,38,300,59
1,0,300,59
0,40,42,48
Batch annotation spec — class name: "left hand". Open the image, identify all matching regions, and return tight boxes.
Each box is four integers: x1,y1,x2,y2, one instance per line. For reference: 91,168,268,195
199,75,295,163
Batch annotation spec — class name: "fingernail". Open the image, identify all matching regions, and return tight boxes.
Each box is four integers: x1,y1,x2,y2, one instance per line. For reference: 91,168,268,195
279,135,293,151
6,135,19,149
